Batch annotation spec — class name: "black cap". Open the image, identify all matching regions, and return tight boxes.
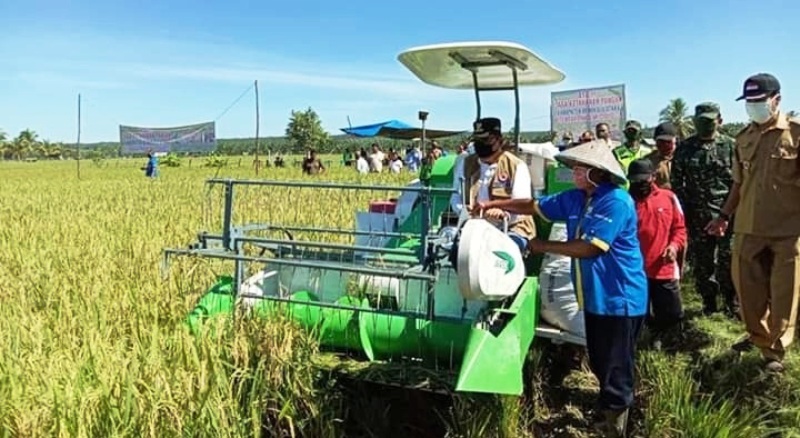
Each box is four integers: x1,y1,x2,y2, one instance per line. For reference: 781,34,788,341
627,159,654,182
653,122,677,141
736,73,781,101
472,117,502,139
624,120,642,131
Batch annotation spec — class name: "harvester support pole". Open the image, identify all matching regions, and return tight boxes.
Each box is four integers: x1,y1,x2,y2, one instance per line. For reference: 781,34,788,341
221,181,235,251
472,70,481,121
512,67,521,148
419,187,431,263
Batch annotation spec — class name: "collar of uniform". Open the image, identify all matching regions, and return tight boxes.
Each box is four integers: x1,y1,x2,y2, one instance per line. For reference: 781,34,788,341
747,111,791,134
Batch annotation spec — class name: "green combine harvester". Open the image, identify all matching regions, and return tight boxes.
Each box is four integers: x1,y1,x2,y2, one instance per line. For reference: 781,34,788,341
163,41,582,397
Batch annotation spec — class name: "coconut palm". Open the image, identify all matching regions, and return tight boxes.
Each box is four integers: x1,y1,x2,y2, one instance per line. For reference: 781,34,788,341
9,129,40,160
659,98,694,140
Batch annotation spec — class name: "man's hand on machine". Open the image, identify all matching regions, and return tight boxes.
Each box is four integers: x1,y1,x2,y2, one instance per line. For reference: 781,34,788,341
482,208,509,221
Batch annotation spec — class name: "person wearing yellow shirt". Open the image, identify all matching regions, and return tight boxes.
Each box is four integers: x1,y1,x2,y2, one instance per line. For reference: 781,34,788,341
613,120,652,189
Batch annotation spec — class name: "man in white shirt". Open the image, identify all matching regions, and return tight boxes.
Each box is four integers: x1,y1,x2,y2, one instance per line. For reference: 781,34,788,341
450,117,537,252
369,143,385,173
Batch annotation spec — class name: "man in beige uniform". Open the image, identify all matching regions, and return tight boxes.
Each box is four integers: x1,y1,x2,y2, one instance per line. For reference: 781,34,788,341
707,73,800,372
645,122,677,189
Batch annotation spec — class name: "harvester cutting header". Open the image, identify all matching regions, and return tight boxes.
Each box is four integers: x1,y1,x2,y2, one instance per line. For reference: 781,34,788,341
162,41,584,396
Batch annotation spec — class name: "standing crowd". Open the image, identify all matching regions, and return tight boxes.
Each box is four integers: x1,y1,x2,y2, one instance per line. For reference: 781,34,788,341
470,72,799,437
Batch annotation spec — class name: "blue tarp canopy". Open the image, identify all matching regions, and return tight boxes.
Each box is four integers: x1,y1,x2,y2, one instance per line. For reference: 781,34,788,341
340,120,414,137
341,120,466,140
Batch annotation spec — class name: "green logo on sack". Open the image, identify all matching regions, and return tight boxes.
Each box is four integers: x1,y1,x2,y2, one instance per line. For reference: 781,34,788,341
492,251,515,274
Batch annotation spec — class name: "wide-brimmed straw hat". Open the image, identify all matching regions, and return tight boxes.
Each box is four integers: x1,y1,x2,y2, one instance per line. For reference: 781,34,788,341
554,139,627,186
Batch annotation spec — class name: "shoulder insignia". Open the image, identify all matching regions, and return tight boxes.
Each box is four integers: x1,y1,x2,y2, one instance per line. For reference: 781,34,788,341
734,124,751,137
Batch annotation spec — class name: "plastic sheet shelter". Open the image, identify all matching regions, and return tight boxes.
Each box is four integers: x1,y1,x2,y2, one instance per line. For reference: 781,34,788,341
341,120,466,140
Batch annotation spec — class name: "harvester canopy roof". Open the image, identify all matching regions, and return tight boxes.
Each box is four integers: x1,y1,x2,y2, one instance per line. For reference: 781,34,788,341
397,41,566,90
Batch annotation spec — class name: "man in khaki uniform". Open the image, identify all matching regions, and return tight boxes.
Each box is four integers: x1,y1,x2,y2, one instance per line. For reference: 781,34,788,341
645,122,677,189
706,73,800,372
450,117,537,253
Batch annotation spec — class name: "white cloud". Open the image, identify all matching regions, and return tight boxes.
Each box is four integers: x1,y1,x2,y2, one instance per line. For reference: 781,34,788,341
10,71,128,90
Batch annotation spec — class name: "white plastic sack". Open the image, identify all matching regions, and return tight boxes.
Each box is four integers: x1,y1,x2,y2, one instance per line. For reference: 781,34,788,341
539,223,586,338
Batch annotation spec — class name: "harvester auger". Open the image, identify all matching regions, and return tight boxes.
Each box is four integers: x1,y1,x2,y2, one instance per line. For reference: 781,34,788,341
162,41,583,397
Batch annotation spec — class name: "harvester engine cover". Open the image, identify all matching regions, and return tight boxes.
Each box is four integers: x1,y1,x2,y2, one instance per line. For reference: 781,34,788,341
456,219,525,301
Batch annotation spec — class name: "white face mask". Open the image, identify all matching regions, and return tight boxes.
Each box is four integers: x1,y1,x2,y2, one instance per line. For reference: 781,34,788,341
745,100,774,124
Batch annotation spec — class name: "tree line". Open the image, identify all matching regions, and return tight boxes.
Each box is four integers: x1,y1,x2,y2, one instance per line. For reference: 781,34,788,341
2,101,792,161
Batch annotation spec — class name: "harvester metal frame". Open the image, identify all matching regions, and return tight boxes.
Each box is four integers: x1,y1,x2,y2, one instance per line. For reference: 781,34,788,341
164,41,584,399
163,178,457,323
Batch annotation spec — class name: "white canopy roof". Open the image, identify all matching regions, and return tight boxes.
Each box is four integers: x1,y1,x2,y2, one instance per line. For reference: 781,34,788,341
397,41,566,90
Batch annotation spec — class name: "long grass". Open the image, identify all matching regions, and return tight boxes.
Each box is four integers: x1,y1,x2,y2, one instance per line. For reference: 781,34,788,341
1,157,798,437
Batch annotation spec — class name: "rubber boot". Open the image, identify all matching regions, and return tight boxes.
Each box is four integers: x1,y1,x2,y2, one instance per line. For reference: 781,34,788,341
594,408,629,437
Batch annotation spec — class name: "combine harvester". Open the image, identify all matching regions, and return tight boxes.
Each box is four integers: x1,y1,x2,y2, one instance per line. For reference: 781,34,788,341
163,41,584,397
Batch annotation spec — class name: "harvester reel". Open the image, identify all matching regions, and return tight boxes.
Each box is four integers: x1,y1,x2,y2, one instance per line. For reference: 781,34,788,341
446,218,525,302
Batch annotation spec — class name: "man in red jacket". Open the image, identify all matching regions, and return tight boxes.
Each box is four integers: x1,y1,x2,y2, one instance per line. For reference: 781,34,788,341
627,159,688,348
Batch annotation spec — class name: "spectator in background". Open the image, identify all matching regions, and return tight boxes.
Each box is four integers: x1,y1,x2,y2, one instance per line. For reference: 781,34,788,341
645,122,678,189
388,150,404,173
628,159,687,350
302,149,325,175
355,150,369,174
579,130,595,144
558,132,574,151
595,122,618,148
369,143,384,172
142,150,158,178
405,144,422,172
613,120,652,176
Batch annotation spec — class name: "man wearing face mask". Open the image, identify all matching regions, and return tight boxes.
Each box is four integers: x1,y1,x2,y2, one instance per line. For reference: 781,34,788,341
644,122,677,189
706,73,800,373
671,102,738,317
474,140,647,437
451,117,536,253
628,159,687,350
613,120,653,186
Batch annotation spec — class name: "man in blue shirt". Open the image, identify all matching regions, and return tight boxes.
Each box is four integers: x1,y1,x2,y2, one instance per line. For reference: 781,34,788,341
474,140,648,437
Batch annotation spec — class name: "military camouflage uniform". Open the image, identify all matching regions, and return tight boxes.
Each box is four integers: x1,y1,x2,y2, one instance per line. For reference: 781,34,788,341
671,132,738,315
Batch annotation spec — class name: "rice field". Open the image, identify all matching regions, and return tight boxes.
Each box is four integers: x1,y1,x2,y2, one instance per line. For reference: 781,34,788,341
1,156,799,438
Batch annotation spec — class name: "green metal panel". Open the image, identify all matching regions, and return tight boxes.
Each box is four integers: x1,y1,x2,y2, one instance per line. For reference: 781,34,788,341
546,164,575,195
454,277,539,395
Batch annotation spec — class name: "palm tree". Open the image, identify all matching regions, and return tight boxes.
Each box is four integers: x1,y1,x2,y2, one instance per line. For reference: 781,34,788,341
659,98,694,140
0,130,6,160
9,129,40,160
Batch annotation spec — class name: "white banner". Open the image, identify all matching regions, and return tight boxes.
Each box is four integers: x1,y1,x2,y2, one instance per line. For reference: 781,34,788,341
119,122,217,154
550,85,626,141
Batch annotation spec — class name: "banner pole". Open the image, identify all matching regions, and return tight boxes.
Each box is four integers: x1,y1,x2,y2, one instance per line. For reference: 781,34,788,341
254,79,260,175
76,93,81,180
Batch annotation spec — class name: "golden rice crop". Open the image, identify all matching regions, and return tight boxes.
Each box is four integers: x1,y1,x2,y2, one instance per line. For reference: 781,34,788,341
1,156,798,438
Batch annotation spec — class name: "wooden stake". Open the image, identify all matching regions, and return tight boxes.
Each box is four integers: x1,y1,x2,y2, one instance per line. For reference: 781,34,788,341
76,93,81,179
254,80,260,175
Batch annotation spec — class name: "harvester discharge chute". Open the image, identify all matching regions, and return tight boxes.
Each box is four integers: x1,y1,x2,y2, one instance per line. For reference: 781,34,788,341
163,41,584,397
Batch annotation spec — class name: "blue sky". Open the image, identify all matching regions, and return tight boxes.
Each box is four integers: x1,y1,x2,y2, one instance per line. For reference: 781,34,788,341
0,0,797,143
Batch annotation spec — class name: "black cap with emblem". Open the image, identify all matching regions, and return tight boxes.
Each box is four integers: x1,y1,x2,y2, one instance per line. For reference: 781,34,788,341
736,73,781,101
471,117,502,139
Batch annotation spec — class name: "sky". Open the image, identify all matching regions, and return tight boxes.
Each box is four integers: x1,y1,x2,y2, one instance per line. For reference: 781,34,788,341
0,0,797,144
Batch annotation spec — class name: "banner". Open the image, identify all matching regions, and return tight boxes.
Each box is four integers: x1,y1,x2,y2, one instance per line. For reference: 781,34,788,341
550,85,626,141
119,122,217,154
